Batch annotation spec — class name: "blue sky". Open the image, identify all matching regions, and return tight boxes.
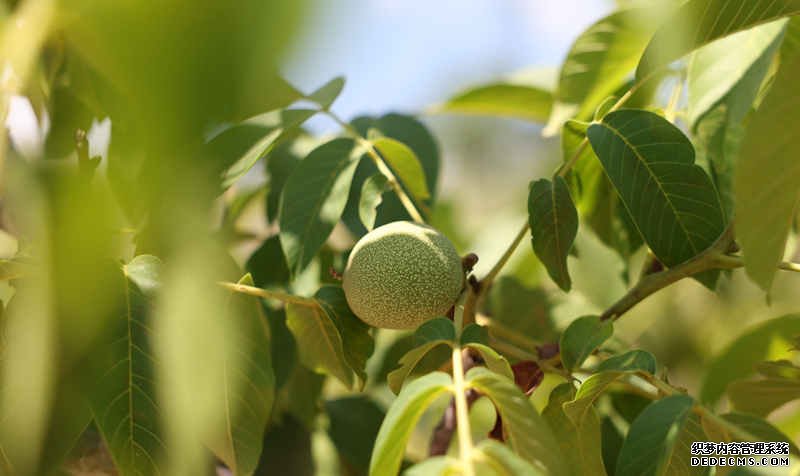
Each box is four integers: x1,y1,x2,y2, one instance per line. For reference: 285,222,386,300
284,0,612,121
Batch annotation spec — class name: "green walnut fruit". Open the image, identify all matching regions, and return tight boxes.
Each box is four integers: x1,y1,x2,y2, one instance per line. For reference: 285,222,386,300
343,221,463,329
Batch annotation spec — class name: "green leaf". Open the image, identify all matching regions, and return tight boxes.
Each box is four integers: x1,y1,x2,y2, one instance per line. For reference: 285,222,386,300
596,350,657,374
700,314,800,404
527,177,579,291
417,318,458,343
214,108,317,189
542,383,606,476
687,20,787,127
255,415,314,476
370,372,453,476
325,396,386,474
564,372,629,427
207,273,276,476
246,236,290,288
728,377,800,416
587,109,726,268
90,255,166,476
474,439,546,476
485,277,556,342
702,411,800,456
279,138,360,275
306,76,345,110
460,324,488,346
466,367,567,475
614,395,695,476
314,286,374,388
464,343,514,381
403,456,460,476
372,137,431,202
343,114,440,237
636,0,800,80
266,141,302,223
734,53,800,290
544,8,661,135
358,174,390,231
432,83,552,122
387,340,453,395
285,300,353,388
560,316,613,372
667,414,709,476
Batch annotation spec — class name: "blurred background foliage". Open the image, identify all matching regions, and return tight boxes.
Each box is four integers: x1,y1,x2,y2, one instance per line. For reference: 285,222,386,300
2,0,800,475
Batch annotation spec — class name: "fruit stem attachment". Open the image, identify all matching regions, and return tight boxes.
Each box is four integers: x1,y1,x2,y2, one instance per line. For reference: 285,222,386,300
451,346,475,476
324,110,426,224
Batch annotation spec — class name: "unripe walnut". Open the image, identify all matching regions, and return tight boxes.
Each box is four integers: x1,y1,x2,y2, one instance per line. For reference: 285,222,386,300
343,221,463,329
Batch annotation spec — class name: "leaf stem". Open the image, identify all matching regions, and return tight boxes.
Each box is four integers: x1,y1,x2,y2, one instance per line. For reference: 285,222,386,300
451,345,475,476
323,110,426,223
218,281,317,307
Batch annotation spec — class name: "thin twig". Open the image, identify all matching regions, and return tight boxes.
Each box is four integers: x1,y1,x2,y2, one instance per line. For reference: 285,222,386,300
324,110,426,223
218,281,317,307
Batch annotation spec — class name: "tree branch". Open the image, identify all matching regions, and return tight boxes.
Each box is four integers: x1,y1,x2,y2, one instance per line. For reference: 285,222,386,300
218,281,317,307
324,110,426,224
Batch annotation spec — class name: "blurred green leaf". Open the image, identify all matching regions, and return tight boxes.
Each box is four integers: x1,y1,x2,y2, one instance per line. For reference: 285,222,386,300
754,360,800,379
343,114,439,237
542,383,606,476
208,273,275,476
560,316,613,372
687,20,786,127
282,365,325,430
473,439,545,476
246,236,290,289
370,372,452,476
544,8,660,135
213,109,316,189
485,277,556,342
702,411,800,456
403,456,459,475
596,350,657,374
700,314,800,404
279,138,360,275
614,395,696,476
255,415,314,476
285,300,353,388
89,255,165,476
264,307,297,390
432,83,552,122
266,141,303,223
325,396,385,475
636,0,800,80
728,377,800,416
315,286,374,388
306,76,345,110
372,137,431,202
358,174,390,231
587,109,726,268
466,367,567,475
734,53,800,290
528,177,579,291
600,418,623,476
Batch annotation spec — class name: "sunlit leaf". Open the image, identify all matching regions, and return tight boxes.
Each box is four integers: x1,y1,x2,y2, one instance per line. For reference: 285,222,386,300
370,372,453,476
734,53,800,290
474,439,545,476
528,177,578,291
544,8,661,135
636,0,800,80
466,368,567,475
542,383,606,476
279,138,360,275
432,83,552,122
372,137,431,202
728,377,800,416
587,109,726,268
700,314,800,404
464,343,514,381
358,174,390,231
